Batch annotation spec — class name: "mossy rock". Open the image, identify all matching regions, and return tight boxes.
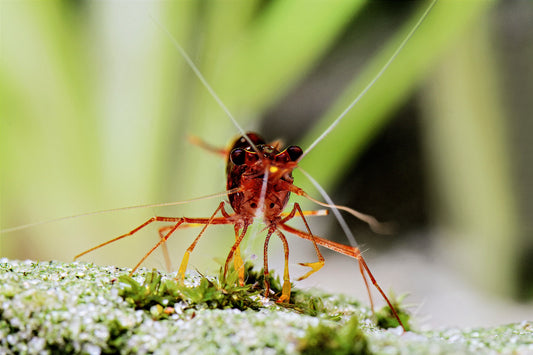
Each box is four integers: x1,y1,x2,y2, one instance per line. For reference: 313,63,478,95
1,259,532,354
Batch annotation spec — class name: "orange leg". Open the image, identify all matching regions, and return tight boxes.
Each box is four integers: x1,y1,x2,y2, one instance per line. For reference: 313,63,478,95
359,259,374,311
158,226,174,272
176,202,231,282
188,135,228,157
280,209,328,219
131,220,188,275
262,228,275,298
74,207,235,276
74,216,185,262
223,221,250,280
232,225,245,285
262,227,291,303
275,230,292,303
159,214,240,273
280,203,325,281
279,222,405,331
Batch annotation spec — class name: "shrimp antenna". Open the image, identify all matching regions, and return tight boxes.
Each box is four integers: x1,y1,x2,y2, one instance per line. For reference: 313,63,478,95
300,0,437,160
298,167,359,249
148,14,259,153
0,188,240,234
297,186,394,235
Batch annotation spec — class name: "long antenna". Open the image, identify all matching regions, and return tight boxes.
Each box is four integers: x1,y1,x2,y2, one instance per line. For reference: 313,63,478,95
298,167,359,248
0,189,239,234
300,0,437,160
149,15,259,153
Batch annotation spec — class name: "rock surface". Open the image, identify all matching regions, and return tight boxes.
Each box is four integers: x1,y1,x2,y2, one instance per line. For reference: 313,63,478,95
1,259,532,354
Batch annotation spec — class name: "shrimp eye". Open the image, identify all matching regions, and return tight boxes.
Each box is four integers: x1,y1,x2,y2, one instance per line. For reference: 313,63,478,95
287,146,303,161
230,148,246,165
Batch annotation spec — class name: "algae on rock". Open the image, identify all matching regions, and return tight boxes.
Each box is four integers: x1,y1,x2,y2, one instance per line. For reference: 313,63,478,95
1,259,532,354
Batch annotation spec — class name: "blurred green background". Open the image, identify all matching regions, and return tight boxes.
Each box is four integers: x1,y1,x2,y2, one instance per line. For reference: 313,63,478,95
1,0,532,326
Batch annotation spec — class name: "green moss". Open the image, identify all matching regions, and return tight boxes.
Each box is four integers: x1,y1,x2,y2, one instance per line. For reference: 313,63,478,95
298,317,370,355
241,263,343,319
2,259,532,354
118,262,341,320
118,265,263,318
374,293,411,331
